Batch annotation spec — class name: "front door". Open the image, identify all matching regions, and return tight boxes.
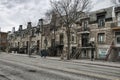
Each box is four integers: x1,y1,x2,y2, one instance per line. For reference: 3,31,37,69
81,34,89,47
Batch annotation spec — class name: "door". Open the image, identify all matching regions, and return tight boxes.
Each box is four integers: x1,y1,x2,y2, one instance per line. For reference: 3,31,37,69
81,34,89,47
37,40,40,53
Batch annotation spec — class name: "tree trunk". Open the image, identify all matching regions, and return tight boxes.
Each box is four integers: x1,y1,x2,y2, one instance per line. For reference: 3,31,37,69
67,26,71,60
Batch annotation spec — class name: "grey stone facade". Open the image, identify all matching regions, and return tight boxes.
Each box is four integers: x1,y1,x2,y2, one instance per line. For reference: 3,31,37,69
8,6,120,61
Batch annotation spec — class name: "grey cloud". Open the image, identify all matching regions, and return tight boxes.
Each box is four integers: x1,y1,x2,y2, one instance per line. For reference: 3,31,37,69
0,0,114,32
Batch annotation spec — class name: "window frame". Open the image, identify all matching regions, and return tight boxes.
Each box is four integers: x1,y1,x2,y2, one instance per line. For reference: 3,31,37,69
97,33,105,44
82,20,88,30
97,15,105,28
116,36,120,44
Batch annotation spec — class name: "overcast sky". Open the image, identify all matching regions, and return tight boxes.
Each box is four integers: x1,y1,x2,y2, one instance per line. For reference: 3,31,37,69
0,0,114,32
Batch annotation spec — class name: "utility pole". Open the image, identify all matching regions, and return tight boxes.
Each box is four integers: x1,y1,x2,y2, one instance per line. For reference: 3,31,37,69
27,22,32,57
0,28,1,52
38,19,43,51
52,12,57,56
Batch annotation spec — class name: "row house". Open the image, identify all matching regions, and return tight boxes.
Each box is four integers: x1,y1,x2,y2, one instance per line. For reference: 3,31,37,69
8,5,120,61
76,6,120,61
8,13,78,57
8,21,42,54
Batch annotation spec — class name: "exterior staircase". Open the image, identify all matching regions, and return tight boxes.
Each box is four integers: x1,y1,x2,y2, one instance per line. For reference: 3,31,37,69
105,40,114,61
71,48,82,59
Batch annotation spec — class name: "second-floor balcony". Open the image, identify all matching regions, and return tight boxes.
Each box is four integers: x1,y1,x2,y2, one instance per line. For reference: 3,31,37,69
111,22,120,30
77,27,90,34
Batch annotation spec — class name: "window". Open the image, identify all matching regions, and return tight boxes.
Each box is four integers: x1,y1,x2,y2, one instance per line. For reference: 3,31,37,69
71,34,76,43
72,36,74,42
82,20,88,30
82,34,89,47
97,16,105,27
60,33,64,44
116,37,120,44
22,42,25,46
98,33,105,44
115,32,120,44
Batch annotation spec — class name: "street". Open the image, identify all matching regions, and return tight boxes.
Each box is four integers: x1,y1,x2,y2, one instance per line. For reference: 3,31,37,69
0,53,119,80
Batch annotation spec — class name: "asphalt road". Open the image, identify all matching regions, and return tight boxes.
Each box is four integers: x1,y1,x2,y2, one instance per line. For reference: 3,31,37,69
0,53,119,80
0,58,104,80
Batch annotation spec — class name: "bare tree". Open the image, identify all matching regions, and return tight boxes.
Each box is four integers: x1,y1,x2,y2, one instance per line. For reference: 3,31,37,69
50,0,91,60
45,10,54,21
111,0,117,5
111,0,120,5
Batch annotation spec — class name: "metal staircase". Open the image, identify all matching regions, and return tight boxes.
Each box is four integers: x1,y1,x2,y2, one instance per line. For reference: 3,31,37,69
105,40,114,61
71,48,82,59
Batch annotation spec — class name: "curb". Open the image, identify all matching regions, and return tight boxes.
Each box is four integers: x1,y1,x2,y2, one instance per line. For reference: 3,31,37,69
46,57,120,68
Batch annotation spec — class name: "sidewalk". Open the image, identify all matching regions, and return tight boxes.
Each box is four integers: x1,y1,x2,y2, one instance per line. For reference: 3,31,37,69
46,56,120,68
8,52,120,68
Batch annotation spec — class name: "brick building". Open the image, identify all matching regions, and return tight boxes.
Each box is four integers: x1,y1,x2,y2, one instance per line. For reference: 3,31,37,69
0,32,8,51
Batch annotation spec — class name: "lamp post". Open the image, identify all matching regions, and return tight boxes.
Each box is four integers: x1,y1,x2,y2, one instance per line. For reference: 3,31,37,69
0,30,1,52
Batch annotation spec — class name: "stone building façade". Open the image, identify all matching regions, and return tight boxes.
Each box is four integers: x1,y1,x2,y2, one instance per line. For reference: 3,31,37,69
8,5,120,61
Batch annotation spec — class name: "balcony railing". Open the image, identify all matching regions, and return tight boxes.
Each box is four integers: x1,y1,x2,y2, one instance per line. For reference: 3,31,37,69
77,27,90,34
111,22,120,28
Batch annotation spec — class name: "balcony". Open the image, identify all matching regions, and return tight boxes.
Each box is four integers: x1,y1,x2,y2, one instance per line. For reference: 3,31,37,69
111,22,120,31
77,27,90,34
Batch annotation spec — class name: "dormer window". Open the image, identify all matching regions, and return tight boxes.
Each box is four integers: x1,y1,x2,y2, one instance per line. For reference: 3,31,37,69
97,15,105,28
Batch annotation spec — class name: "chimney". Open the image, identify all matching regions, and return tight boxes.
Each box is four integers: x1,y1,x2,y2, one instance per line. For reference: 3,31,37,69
19,25,23,31
27,22,32,29
12,27,15,33
38,19,43,32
